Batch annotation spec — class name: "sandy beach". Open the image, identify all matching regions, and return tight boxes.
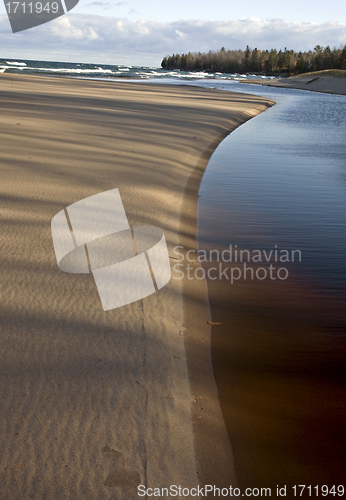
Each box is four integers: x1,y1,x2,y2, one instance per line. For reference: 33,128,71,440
0,73,273,499
243,71,346,95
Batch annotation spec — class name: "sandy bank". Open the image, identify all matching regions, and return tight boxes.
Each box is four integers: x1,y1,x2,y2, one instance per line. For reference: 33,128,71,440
0,73,273,499
244,70,346,95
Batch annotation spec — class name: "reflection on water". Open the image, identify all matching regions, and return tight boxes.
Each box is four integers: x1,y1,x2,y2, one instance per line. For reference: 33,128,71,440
198,85,346,492
200,87,346,319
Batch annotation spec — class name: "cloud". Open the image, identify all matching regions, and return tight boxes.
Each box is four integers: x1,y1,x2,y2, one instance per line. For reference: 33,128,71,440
1,15,346,66
86,2,111,10
86,1,125,10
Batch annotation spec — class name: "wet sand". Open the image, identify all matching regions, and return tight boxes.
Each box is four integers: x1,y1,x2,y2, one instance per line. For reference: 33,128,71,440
0,73,273,498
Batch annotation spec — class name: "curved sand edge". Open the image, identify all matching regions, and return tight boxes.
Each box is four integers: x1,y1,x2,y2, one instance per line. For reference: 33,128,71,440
0,74,274,498
242,71,346,95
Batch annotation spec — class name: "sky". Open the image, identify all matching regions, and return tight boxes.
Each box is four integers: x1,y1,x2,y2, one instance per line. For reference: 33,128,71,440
0,0,346,65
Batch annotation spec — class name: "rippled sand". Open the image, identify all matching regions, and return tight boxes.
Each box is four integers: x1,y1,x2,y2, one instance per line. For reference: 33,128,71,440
0,74,273,499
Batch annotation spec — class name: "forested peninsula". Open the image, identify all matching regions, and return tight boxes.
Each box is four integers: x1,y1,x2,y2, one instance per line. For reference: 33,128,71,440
161,45,346,75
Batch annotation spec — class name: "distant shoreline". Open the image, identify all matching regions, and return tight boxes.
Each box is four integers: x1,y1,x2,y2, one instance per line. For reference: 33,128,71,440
240,70,346,95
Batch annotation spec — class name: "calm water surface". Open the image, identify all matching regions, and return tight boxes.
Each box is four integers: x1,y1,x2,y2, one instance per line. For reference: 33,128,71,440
199,84,346,320
196,83,346,492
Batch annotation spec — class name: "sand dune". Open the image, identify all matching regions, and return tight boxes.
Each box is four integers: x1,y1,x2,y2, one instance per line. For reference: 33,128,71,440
0,74,273,499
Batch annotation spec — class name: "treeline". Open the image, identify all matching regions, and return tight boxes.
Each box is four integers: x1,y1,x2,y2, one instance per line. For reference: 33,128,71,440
161,45,346,75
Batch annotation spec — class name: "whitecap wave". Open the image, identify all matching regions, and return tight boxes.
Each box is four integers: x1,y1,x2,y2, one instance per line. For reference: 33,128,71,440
27,67,114,74
6,61,26,66
0,65,25,71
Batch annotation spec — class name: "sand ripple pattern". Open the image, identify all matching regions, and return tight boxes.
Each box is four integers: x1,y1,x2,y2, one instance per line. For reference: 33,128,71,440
0,75,272,498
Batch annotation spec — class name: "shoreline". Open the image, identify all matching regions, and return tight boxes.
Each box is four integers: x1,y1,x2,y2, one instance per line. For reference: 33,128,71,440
0,73,274,497
241,72,346,95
